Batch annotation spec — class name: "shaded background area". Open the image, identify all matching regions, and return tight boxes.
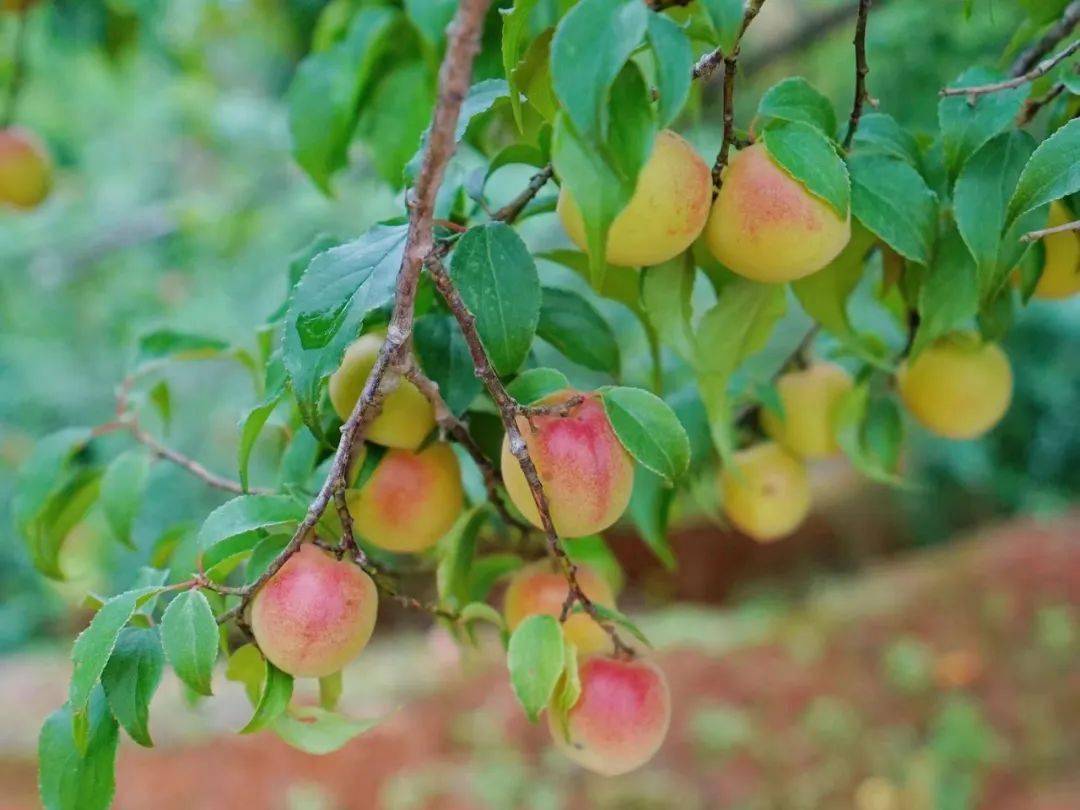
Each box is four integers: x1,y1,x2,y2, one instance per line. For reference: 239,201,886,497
1,0,1078,808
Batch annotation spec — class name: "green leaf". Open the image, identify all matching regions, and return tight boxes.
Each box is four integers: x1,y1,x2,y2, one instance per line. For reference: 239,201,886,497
449,223,540,376
954,131,1035,294
147,380,171,431
406,79,509,182
225,643,265,705
133,329,229,369
601,386,690,483
550,0,648,143
645,13,692,128
537,287,620,374
849,153,937,264
701,0,745,55
912,226,979,358
833,384,906,487
319,671,344,711
939,67,1028,176
38,689,118,810
792,220,876,337
436,507,488,611
563,534,623,594
237,393,283,493
13,427,92,541
160,589,218,696
197,495,304,570
507,615,566,722
356,61,437,186
414,313,482,415
627,466,677,570
245,534,291,585
1006,117,1080,225
761,121,850,217
241,661,294,734
100,627,164,747
100,450,151,548
468,554,525,603
511,29,559,125
501,0,542,130
506,367,571,404
550,640,581,738
273,706,380,754
459,601,507,632
571,602,652,647
283,223,408,427
403,0,456,47
286,6,400,192
30,470,103,581
756,77,837,138
850,112,920,165
642,255,696,363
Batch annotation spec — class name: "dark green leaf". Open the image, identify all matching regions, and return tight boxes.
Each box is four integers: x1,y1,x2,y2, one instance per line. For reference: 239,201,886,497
100,450,151,548
501,0,542,130
356,61,436,186
414,314,482,415
761,121,850,217
849,153,937,264
913,226,979,357
507,615,565,722
38,689,118,810
506,367,571,404
404,0,456,46
1006,117,1080,224
133,330,229,369
160,589,218,696
646,13,692,128
537,287,620,374
851,112,920,165
101,627,164,747
600,386,690,483
756,77,837,138
241,661,293,734
939,67,1028,176
12,427,92,540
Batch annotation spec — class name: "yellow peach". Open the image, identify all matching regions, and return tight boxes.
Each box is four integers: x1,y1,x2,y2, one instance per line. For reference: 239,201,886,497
720,441,811,542
503,560,615,655
1030,201,1080,300
0,127,51,210
760,362,854,459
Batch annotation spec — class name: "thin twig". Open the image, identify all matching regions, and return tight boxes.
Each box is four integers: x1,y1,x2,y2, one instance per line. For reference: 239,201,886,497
1010,0,1080,76
1017,80,1068,124
941,39,1079,99
1,8,29,128
130,423,271,495
1021,218,1080,242
490,164,554,224
842,0,874,149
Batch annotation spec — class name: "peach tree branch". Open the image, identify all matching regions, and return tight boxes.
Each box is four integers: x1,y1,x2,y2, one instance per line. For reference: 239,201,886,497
941,39,1079,99
1010,0,1080,76
1021,218,1080,242
842,0,874,149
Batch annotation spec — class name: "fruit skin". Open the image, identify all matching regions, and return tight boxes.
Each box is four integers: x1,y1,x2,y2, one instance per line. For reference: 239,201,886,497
720,441,810,542
328,333,435,449
1030,201,1080,300
548,656,671,776
897,333,1012,440
503,560,615,655
250,544,378,678
760,362,854,459
500,390,634,538
557,129,711,268
704,143,850,282
0,127,51,210
345,442,464,553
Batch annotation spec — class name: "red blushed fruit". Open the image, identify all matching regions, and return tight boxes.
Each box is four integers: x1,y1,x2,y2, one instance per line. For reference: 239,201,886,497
548,656,671,776
0,127,51,210
250,544,378,678
500,390,634,538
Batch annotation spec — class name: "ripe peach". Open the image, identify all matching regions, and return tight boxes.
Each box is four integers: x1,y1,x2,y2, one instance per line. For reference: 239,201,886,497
704,143,850,282
557,129,711,267
0,127,51,210
1030,201,1080,300
345,442,464,553
760,362,854,459
250,544,377,678
503,560,615,655
500,390,634,538
328,332,435,449
720,441,810,542
548,656,671,776
897,333,1012,440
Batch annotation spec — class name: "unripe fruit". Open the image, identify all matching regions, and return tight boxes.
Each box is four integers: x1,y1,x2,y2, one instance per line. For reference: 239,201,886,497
557,129,711,267
328,333,435,449
250,544,377,678
897,333,1012,440
500,390,634,538
0,127,51,210
548,656,671,776
345,442,464,553
760,362,854,459
503,561,615,655
1030,201,1080,300
704,143,850,282
720,441,810,542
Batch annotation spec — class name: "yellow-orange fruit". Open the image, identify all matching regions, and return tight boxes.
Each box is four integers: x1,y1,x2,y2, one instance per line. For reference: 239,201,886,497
548,656,671,776
897,333,1012,440
704,143,850,282
328,333,435,449
760,362,854,459
346,442,464,553
557,129,711,267
250,544,377,678
720,442,810,542
500,390,634,538
503,561,615,655
1030,201,1080,300
0,127,51,210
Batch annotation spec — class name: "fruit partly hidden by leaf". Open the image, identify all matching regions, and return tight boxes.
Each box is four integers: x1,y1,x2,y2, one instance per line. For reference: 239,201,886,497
1028,201,1080,300
705,143,850,282
250,544,378,678
501,390,634,538
548,655,671,776
503,560,615,656
0,127,51,210
719,441,811,542
897,332,1012,440
557,130,711,268
346,442,464,553
761,362,854,459
328,332,435,449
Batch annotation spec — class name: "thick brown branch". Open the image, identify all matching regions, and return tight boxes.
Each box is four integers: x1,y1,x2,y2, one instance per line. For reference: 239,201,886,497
1021,218,1080,242
942,39,1079,99
1010,1,1080,76
842,0,873,149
